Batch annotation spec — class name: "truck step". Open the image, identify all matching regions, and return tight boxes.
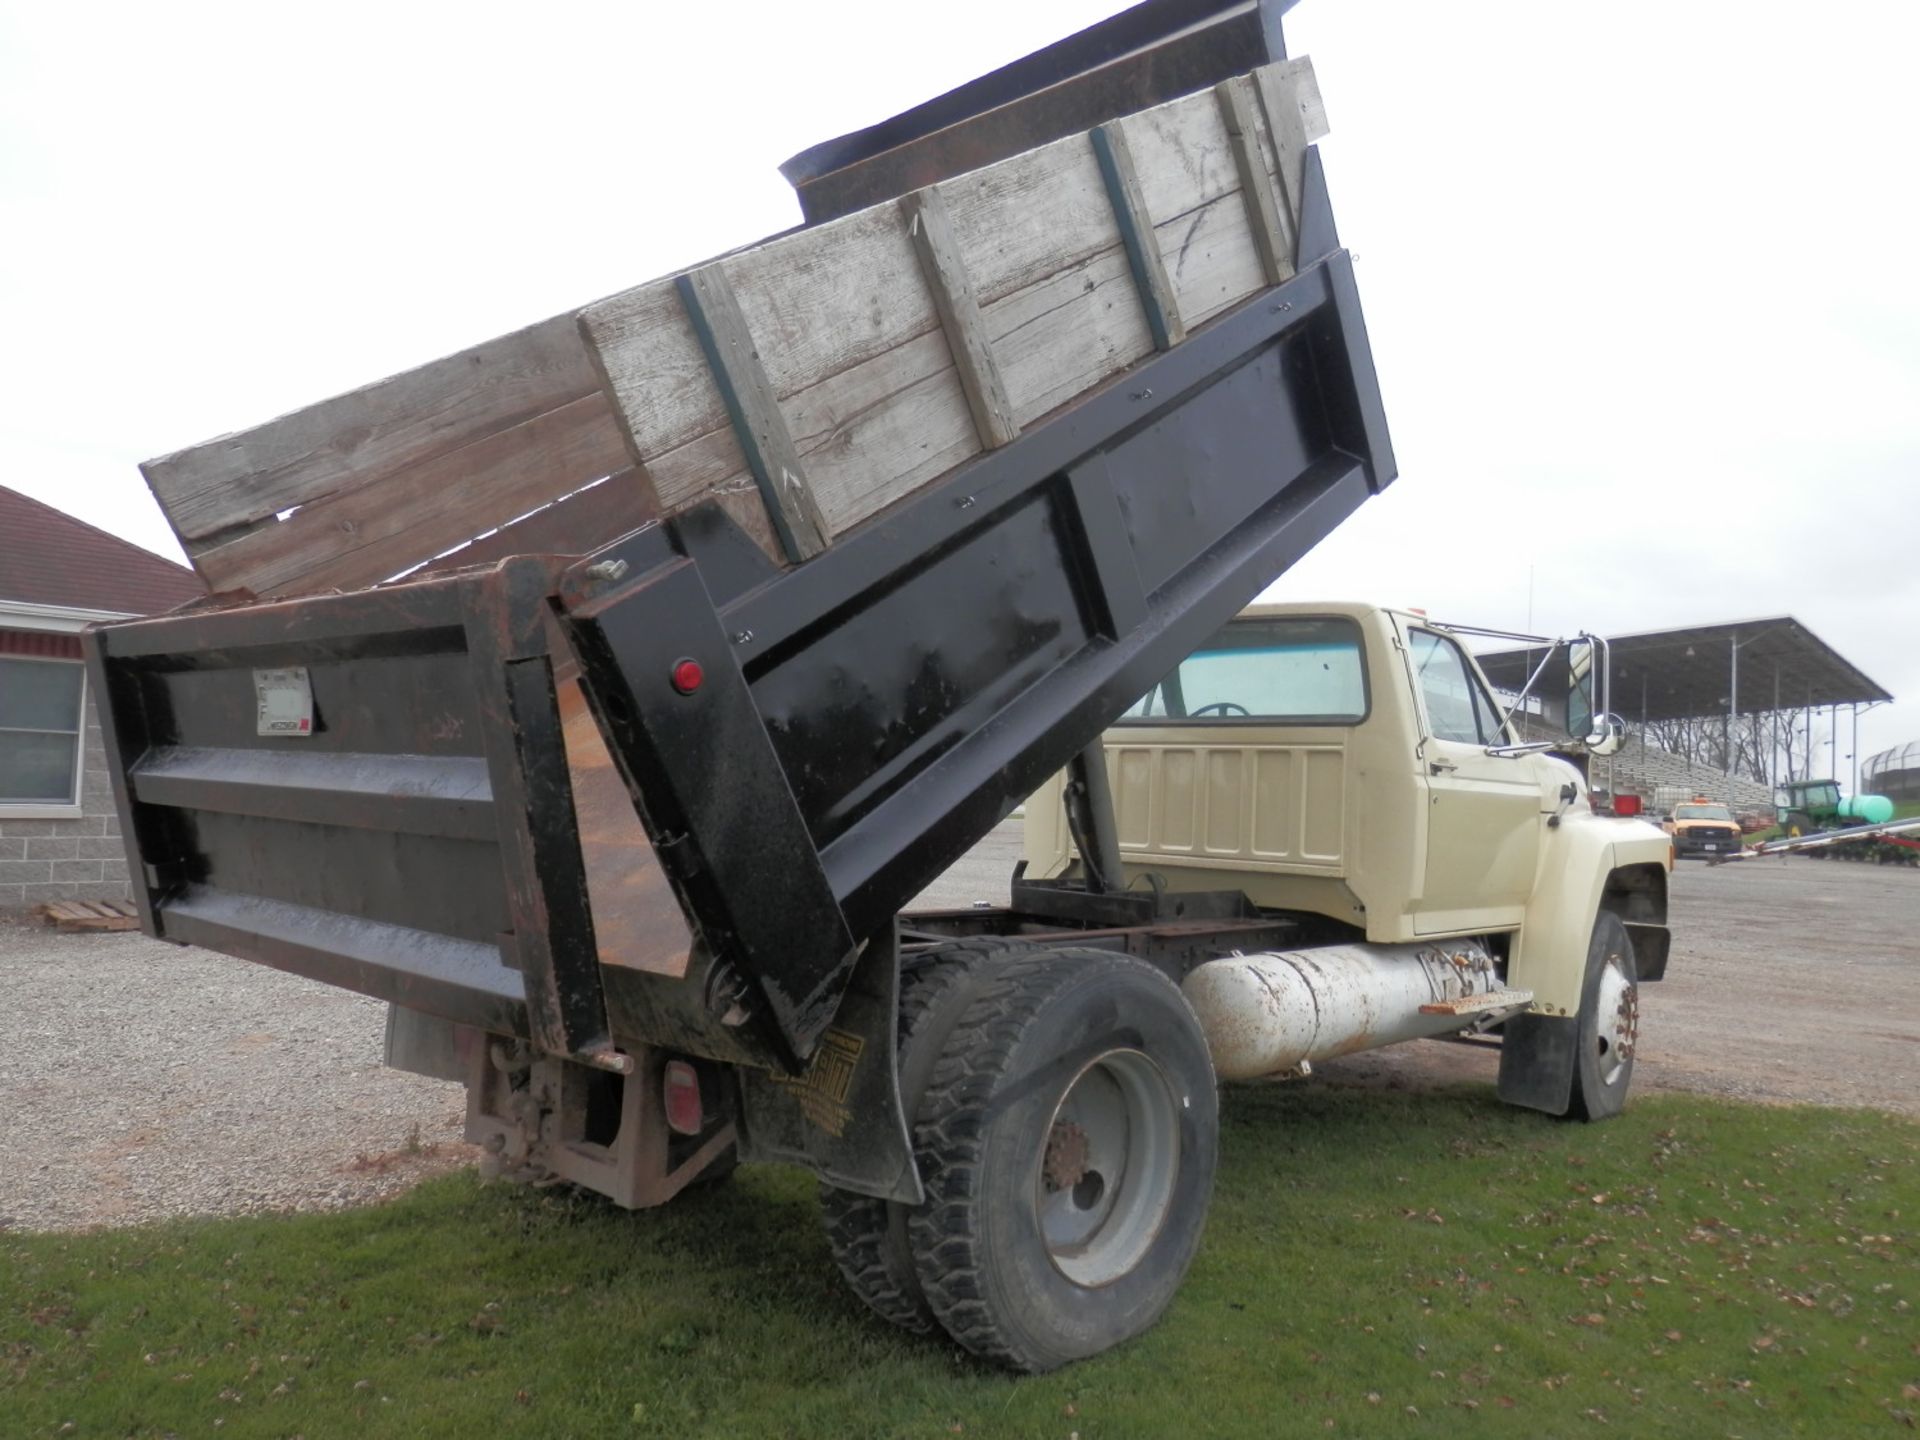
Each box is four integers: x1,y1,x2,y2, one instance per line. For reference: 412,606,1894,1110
1418,988,1534,1018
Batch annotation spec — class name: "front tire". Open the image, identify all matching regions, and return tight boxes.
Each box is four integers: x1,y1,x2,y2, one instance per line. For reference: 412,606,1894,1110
908,950,1218,1372
1568,911,1639,1121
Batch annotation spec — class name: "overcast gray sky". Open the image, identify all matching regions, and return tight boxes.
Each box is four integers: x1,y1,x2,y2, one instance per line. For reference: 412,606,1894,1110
3,0,1916,768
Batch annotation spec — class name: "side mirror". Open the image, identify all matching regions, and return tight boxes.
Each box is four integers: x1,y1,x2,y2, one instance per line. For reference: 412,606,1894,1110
1566,638,1597,741
1587,714,1623,757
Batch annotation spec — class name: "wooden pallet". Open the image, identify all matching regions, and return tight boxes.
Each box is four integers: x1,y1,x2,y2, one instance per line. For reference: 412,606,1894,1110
39,899,140,932
141,60,1327,599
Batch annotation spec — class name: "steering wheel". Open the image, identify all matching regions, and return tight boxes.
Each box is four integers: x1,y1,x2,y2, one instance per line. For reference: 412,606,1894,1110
1188,701,1251,718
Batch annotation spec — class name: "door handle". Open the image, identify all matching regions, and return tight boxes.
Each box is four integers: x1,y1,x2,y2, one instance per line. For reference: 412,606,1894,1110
1429,757,1458,775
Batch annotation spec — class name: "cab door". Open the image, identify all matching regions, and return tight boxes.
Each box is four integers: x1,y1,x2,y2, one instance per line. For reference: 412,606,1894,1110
1402,624,1542,934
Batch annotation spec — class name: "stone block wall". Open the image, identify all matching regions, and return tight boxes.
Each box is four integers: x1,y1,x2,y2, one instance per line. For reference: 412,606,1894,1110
0,693,131,909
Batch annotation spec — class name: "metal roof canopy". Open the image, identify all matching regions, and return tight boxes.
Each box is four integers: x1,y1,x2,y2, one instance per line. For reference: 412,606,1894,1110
1476,616,1892,724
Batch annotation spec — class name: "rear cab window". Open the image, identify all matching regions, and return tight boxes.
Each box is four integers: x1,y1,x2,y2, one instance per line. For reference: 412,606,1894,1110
1120,615,1368,724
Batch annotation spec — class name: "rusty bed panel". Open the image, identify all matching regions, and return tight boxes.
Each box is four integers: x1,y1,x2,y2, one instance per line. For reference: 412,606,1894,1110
557,678,691,979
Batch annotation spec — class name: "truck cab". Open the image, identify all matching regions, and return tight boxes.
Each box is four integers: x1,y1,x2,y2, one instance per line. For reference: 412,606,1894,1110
1026,601,1674,1026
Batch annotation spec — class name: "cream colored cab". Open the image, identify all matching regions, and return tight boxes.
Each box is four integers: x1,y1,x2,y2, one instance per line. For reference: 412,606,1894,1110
1026,603,1673,1017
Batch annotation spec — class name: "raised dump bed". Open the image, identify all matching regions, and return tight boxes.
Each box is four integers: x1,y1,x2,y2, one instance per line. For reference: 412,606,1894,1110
95,0,1391,1081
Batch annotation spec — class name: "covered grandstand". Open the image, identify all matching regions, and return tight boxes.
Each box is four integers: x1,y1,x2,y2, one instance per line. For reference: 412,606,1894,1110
1477,616,1894,806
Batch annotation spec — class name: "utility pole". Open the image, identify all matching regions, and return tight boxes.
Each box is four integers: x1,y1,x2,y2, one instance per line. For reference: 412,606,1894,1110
1771,665,1780,791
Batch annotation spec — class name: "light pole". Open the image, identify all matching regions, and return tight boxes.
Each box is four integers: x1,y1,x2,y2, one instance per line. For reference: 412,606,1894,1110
1726,627,1779,799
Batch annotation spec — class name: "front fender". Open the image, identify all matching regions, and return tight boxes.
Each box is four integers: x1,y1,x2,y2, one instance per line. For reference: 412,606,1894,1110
1509,813,1671,1016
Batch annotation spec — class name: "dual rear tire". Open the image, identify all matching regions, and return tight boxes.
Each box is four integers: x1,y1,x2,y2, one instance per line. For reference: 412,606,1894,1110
822,942,1218,1372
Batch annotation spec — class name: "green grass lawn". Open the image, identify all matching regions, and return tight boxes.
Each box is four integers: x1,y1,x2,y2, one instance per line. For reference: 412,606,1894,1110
6,1085,1917,1439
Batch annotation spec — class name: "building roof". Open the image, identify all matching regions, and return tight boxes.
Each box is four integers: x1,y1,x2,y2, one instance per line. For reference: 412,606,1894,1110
0,485,203,617
1477,616,1893,724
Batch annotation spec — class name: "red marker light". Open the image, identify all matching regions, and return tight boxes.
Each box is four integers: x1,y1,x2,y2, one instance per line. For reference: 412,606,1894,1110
670,658,704,695
663,1059,703,1135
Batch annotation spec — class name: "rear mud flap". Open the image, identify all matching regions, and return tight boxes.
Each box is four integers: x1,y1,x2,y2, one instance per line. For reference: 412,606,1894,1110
734,935,922,1204
1497,1012,1578,1116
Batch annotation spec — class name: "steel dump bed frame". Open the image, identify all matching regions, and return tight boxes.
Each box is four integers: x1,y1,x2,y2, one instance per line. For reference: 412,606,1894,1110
85,0,1393,1091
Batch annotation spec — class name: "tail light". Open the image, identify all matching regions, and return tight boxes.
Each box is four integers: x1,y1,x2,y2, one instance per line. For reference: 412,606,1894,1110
663,1059,704,1135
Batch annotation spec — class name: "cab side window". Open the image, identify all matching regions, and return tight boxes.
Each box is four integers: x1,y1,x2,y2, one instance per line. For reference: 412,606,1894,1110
1409,630,1504,745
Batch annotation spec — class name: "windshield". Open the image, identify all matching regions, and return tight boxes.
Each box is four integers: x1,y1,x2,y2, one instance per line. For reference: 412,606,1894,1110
1673,804,1733,821
1121,616,1367,723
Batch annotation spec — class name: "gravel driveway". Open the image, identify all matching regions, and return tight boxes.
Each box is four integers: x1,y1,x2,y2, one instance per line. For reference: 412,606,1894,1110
1324,851,1920,1115
0,916,470,1233
4,830,1916,1233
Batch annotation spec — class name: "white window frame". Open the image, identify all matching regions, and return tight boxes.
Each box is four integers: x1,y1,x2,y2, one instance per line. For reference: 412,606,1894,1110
0,653,89,818
1,600,126,821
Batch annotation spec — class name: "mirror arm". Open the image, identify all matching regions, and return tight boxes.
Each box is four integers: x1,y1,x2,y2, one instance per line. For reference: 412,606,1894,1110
1502,647,1564,722
1484,740,1557,758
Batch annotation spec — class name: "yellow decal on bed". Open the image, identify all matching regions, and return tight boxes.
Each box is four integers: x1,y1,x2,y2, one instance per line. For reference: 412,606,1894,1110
771,1028,865,1137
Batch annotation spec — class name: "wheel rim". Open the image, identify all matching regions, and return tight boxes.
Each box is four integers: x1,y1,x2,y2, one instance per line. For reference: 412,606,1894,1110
1592,954,1638,1087
1035,1049,1180,1287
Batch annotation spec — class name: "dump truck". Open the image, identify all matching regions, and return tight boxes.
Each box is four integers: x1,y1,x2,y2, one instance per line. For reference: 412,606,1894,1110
84,0,1674,1372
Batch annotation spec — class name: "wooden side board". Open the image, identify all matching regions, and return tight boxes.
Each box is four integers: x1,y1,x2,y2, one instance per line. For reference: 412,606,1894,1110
189,392,632,595
142,60,1328,598
144,314,602,546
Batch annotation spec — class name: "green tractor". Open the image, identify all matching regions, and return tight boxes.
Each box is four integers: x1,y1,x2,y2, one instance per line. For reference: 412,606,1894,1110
1774,780,1915,864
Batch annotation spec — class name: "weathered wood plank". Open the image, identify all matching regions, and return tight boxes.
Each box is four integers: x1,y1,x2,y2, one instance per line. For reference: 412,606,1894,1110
1252,57,1329,250
936,129,1123,308
1124,85,1247,229
984,191,1266,433
414,470,659,578
727,203,938,400
985,245,1153,427
1154,187,1269,332
193,392,632,596
576,281,725,470
581,205,935,464
1216,74,1292,283
1090,120,1187,352
39,900,138,931
900,187,1019,449
144,313,600,547
675,265,830,563
786,330,981,532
